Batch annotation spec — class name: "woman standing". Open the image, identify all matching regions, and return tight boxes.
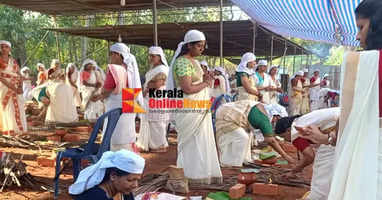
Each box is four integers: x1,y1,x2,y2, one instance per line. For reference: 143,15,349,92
327,1,382,199
235,52,259,101
289,71,304,116
78,59,104,121
167,30,222,184
66,63,81,107
0,40,27,135
254,60,271,104
20,67,33,101
268,66,283,105
137,46,169,152
92,43,142,152
36,63,47,86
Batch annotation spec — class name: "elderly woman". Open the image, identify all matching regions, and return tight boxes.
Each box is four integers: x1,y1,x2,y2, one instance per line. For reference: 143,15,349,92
66,63,81,107
288,71,304,116
0,40,27,135
268,66,283,105
78,59,104,121
167,29,222,184
209,66,229,98
137,46,169,152
326,1,382,199
235,52,260,101
36,63,47,86
45,68,78,123
254,60,271,104
92,43,142,152
20,66,33,101
215,100,295,167
69,150,145,200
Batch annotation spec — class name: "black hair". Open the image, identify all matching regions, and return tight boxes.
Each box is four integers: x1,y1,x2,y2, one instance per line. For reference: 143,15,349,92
355,0,382,50
101,167,130,183
176,41,203,58
275,115,301,135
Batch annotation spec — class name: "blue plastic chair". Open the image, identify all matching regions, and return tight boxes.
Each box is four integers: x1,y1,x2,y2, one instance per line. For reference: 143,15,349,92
53,108,122,199
211,94,233,133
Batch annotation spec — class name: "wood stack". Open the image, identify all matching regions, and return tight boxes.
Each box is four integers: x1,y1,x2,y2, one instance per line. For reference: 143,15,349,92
0,153,40,191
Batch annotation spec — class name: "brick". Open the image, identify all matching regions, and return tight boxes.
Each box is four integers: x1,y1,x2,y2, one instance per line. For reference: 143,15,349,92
37,156,56,167
229,184,246,199
55,129,67,136
73,126,91,132
62,134,81,142
281,143,297,153
47,135,61,142
251,183,278,196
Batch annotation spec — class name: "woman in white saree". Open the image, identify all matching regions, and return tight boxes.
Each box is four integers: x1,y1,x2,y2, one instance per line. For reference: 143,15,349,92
45,68,78,123
136,46,169,152
92,43,143,152
65,63,81,107
167,30,222,184
0,40,27,135
268,66,283,105
78,59,104,121
326,1,382,200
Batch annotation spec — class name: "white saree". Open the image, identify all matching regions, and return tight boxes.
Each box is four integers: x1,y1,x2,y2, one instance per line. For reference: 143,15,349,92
79,70,104,121
328,51,381,200
45,80,78,123
173,58,222,184
0,58,27,135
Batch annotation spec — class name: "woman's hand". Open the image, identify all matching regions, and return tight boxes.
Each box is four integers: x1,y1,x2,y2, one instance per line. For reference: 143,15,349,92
299,125,329,145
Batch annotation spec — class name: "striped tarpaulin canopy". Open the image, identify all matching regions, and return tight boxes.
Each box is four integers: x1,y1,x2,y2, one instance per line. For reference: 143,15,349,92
231,0,363,46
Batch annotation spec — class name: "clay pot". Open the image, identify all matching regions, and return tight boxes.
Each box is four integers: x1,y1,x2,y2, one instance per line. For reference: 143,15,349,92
237,172,256,185
262,157,277,165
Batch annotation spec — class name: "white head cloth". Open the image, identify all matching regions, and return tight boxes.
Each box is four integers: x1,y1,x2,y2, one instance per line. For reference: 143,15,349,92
51,59,60,68
268,65,278,74
323,73,329,78
303,68,309,73
20,67,29,76
66,63,78,83
166,30,206,90
236,52,256,75
149,46,168,67
215,66,231,94
110,43,143,105
0,40,11,48
69,150,145,195
37,63,45,70
110,43,133,67
296,70,304,77
313,69,320,73
77,59,98,89
200,60,208,67
257,60,268,67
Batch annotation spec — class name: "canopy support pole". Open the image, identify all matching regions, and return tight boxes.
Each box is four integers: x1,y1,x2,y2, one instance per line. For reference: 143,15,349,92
219,0,223,67
293,47,296,74
270,35,274,66
153,0,158,46
53,16,61,62
252,22,257,54
283,39,287,73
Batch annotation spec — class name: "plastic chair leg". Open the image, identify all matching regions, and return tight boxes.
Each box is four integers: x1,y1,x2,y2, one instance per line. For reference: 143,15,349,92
54,152,63,199
72,158,81,181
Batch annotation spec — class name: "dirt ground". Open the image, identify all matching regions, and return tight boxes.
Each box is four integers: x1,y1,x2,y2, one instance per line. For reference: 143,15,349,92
0,131,311,200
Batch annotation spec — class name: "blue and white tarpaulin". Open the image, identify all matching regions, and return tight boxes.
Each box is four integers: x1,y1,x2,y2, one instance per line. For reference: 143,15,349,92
231,0,363,46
